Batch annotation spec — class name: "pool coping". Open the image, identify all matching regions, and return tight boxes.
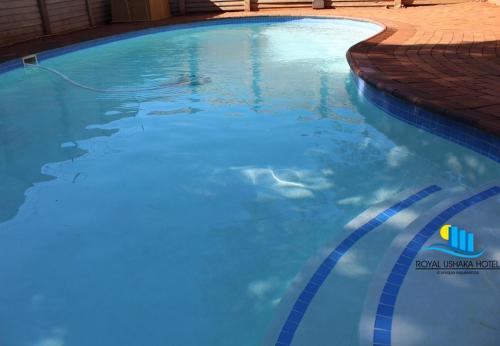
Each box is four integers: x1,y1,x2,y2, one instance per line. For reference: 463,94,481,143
351,74,500,163
345,37,500,139
0,15,386,74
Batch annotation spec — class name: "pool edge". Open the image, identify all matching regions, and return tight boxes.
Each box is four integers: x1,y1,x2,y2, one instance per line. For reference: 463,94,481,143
1,15,499,163
0,15,384,74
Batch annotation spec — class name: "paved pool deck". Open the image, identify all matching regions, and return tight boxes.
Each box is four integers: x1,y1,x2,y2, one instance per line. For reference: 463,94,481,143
1,3,499,136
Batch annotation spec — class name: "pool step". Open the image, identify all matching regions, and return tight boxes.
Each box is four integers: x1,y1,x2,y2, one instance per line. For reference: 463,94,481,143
359,182,500,346
264,183,458,346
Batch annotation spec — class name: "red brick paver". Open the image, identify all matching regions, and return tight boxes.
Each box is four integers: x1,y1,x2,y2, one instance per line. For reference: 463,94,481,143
1,3,499,135
343,3,500,136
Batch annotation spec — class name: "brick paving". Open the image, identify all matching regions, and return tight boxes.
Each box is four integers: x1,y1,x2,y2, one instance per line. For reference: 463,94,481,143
1,3,499,135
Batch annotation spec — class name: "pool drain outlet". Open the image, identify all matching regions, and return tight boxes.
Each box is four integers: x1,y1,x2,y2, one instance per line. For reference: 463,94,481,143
22,54,38,67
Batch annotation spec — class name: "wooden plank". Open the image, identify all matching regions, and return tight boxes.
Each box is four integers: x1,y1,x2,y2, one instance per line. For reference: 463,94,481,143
0,11,42,22
47,1,87,11
256,3,309,7
91,0,111,24
179,0,187,14
85,0,95,26
189,0,243,5
46,0,88,33
0,0,43,10
0,27,42,40
330,1,389,5
37,0,52,34
49,11,88,22
50,17,90,31
0,0,44,46
329,0,390,2
49,18,88,31
186,0,245,10
0,15,43,31
0,26,41,45
0,0,114,46
256,0,310,3
0,7,42,17
0,25,42,39
187,4,244,8
190,0,243,2
187,1,244,5
187,4,244,11
169,0,180,14
43,0,76,4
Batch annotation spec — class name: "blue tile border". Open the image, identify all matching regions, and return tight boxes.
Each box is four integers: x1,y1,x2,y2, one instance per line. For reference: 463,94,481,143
353,76,500,163
0,58,23,74
275,185,442,346
372,186,500,346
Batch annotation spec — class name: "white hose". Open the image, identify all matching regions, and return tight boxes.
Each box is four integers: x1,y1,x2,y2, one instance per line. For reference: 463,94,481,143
269,169,306,188
27,63,208,94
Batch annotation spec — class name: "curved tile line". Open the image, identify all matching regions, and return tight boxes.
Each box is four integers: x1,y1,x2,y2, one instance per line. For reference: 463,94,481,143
275,185,442,346
372,186,500,346
352,76,500,164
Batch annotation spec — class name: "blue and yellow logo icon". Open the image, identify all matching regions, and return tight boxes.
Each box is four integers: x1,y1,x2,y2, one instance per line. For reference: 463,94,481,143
425,225,485,258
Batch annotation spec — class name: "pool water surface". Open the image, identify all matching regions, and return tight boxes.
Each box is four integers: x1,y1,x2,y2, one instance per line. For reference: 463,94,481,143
0,18,499,346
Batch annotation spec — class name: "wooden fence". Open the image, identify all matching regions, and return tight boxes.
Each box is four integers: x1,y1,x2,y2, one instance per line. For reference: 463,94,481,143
0,0,110,46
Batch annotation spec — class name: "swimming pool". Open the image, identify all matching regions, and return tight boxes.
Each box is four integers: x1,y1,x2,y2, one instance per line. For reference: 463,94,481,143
0,17,499,346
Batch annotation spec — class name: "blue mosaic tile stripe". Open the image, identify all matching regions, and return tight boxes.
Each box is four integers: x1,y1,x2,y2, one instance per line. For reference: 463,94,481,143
353,76,500,163
275,185,442,346
0,58,23,74
372,186,500,346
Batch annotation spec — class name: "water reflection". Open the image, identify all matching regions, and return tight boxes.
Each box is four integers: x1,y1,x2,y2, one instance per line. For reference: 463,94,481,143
0,71,136,222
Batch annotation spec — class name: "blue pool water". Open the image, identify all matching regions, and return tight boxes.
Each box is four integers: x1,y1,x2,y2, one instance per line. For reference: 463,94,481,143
0,18,499,346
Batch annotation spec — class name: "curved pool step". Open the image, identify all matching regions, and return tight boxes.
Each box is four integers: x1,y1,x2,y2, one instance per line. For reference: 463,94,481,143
359,182,500,346
264,184,455,346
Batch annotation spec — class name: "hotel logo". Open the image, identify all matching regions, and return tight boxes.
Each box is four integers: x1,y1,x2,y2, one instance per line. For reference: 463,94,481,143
424,224,485,259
